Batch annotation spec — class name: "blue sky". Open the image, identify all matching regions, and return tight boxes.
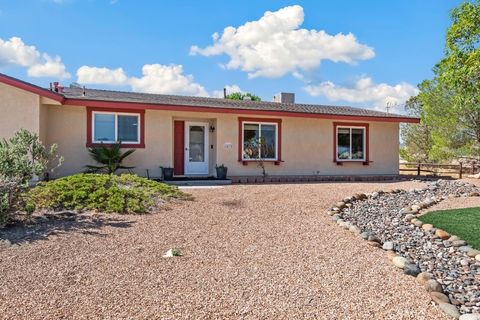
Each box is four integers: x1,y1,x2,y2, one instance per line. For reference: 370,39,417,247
0,0,462,112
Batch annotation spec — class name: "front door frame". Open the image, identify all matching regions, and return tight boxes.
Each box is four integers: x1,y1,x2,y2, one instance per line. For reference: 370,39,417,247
184,121,209,175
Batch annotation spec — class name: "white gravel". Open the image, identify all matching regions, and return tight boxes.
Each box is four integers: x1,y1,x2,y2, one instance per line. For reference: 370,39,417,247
0,181,449,319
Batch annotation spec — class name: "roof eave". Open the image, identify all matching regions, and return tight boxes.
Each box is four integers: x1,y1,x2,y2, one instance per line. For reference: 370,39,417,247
0,73,65,103
63,98,420,123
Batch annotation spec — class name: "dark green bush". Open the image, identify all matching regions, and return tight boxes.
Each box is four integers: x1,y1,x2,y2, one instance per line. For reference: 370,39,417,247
25,174,186,214
86,142,135,174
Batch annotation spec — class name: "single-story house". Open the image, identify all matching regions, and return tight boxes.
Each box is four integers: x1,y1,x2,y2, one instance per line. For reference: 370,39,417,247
0,73,419,181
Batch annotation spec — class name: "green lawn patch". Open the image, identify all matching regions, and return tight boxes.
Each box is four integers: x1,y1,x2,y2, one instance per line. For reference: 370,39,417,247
25,173,188,214
419,207,480,250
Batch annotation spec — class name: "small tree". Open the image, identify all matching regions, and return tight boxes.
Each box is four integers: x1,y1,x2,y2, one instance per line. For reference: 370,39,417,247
225,92,261,101
86,142,136,174
0,129,62,225
243,137,268,177
400,95,434,162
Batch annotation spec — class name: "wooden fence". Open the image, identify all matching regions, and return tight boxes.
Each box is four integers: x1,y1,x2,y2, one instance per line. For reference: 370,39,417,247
400,162,479,179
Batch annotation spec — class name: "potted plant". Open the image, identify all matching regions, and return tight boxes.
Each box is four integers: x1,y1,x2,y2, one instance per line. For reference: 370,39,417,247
160,166,174,181
216,164,228,180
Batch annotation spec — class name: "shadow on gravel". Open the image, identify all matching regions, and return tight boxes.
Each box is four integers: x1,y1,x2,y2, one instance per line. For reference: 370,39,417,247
0,211,136,245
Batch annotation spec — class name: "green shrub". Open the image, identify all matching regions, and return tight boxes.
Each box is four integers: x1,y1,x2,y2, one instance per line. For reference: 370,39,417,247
0,191,9,226
0,129,62,183
86,142,135,174
0,129,62,226
25,174,186,214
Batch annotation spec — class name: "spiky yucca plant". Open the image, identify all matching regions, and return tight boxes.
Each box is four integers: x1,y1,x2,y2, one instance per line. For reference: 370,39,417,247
86,142,136,174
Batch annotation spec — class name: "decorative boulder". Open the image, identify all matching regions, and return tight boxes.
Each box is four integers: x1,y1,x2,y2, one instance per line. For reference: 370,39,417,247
414,220,424,227
392,256,408,269
459,314,480,320
416,272,433,285
425,279,443,293
336,202,346,209
404,263,421,276
438,303,460,319
430,292,450,304
466,249,480,257
422,224,434,231
382,241,394,251
404,214,415,222
435,229,450,240
452,240,467,247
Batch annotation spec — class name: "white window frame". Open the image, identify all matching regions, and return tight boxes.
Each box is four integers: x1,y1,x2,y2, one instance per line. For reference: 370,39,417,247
336,126,366,162
241,121,279,161
92,111,141,144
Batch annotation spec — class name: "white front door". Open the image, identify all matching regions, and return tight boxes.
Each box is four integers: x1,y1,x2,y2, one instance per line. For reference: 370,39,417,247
184,122,209,175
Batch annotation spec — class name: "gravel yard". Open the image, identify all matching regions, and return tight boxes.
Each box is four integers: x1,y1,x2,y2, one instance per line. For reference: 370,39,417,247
0,181,450,319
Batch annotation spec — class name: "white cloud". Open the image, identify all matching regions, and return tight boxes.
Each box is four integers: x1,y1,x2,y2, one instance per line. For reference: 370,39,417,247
0,37,39,67
77,64,208,97
130,64,208,96
190,5,374,78
212,84,243,98
304,77,419,112
0,36,70,79
77,66,128,85
28,54,70,79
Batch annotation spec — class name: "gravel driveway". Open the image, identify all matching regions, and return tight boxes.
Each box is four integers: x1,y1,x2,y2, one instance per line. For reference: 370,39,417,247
0,181,449,319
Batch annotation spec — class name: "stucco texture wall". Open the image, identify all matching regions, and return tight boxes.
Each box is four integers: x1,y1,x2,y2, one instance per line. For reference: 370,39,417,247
214,114,399,176
0,82,41,139
42,105,400,178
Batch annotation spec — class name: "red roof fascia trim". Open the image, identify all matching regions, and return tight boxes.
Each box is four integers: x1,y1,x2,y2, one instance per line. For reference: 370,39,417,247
0,74,65,103
63,99,420,123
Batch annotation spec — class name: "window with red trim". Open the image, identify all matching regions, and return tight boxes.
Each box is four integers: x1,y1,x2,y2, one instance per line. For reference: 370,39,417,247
86,107,145,148
238,117,282,164
333,122,369,164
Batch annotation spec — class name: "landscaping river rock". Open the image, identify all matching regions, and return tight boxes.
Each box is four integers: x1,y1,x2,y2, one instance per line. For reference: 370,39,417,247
331,179,480,316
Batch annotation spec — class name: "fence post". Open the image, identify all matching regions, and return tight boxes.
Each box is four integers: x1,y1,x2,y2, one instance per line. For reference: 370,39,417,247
459,162,463,179
417,163,421,176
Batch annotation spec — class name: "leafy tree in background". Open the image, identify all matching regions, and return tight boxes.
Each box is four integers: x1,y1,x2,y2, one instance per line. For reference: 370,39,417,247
400,95,433,162
402,0,480,162
225,92,261,101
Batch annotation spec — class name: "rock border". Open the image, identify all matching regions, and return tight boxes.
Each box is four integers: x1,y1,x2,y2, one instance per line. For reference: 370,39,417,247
327,182,480,320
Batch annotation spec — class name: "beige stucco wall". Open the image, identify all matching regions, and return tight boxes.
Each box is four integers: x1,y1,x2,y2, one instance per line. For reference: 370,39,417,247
42,105,400,178
214,114,399,176
0,82,41,140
